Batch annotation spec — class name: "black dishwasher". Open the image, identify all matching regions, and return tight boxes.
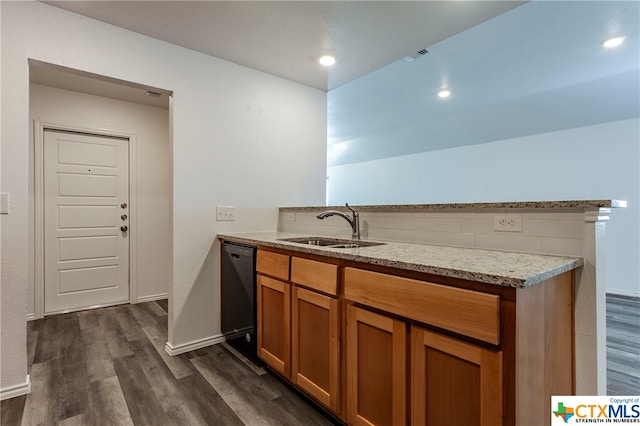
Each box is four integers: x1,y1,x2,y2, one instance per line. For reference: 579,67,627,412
221,242,258,362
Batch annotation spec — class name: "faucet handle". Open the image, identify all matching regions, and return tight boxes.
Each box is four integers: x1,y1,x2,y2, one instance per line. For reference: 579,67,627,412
345,203,358,216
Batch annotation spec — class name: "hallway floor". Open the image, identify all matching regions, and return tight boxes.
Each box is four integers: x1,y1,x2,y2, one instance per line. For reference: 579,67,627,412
0,300,334,426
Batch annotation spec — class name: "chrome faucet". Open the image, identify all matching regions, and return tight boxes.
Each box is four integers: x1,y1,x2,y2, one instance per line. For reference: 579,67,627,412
316,203,360,240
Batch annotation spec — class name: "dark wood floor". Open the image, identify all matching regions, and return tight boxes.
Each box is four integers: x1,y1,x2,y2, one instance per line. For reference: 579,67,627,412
0,300,335,426
2,295,639,425
606,293,640,395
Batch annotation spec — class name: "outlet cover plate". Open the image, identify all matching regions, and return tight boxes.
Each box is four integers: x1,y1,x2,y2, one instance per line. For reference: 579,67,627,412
493,214,522,232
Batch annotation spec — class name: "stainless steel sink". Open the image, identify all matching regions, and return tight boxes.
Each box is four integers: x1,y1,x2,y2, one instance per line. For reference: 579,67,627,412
277,236,385,249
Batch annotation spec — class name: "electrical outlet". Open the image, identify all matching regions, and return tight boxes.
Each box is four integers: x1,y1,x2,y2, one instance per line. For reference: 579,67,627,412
216,206,235,221
493,214,522,232
286,212,296,222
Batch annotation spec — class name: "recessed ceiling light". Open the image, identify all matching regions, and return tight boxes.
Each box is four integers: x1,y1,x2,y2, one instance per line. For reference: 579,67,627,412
438,89,451,98
318,54,336,66
603,36,625,48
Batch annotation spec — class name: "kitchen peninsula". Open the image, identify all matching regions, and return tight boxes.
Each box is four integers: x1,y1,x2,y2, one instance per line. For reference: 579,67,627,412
218,199,625,426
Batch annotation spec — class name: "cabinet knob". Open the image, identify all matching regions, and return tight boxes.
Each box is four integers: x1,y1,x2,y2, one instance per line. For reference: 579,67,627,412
121,214,128,220
120,203,128,209
120,225,128,232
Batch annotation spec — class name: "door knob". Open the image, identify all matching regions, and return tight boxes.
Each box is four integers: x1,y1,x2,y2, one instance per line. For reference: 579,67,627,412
121,214,128,220
120,203,127,209
120,225,128,232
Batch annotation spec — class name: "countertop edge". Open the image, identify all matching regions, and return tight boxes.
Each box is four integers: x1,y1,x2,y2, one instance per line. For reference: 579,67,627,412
279,199,626,212
218,233,583,289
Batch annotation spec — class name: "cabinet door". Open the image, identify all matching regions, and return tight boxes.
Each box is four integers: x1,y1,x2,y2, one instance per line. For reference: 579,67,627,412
346,304,407,426
411,326,502,426
257,274,290,376
291,286,340,412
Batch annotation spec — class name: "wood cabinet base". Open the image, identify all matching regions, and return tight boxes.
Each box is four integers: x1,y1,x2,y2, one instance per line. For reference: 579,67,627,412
292,286,340,412
254,248,575,426
411,326,502,426
257,274,290,376
346,304,407,426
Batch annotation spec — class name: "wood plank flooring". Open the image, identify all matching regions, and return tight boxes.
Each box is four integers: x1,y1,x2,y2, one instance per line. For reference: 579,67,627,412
1,300,335,426
606,294,640,395
2,295,638,425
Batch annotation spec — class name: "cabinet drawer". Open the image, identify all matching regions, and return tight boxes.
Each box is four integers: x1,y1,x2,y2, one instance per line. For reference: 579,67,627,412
344,268,500,344
257,250,290,281
291,257,338,296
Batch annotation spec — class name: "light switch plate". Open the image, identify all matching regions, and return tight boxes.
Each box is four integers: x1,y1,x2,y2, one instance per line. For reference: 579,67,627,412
216,206,235,221
0,193,8,214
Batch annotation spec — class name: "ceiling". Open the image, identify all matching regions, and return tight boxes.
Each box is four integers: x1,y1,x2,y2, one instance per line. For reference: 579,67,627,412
31,1,639,167
326,0,640,165
41,1,526,92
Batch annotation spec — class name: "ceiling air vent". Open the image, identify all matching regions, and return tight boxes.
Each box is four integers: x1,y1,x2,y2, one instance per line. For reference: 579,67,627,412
146,90,162,97
401,48,431,62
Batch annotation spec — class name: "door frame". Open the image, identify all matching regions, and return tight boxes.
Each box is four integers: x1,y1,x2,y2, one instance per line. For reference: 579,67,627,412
34,119,138,319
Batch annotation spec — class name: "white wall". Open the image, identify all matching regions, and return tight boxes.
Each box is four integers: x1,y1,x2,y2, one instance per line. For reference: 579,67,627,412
1,1,326,394
328,118,640,297
29,83,171,315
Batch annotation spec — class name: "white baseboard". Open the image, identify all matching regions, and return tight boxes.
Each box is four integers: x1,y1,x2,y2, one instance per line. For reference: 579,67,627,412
164,334,225,356
0,375,31,401
26,295,168,320
135,293,168,303
607,289,640,299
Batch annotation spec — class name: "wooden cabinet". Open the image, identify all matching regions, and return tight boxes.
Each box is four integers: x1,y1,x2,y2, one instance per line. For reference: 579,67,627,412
257,250,341,414
253,248,574,426
344,267,500,344
345,291,502,426
291,257,338,296
256,250,289,281
292,286,340,411
346,305,407,426
256,251,290,376
345,267,503,426
411,325,502,426
291,257,340,413
257,273,291,376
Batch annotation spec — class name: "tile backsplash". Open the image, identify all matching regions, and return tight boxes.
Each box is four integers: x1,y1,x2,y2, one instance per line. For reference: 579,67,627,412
278,209,586,257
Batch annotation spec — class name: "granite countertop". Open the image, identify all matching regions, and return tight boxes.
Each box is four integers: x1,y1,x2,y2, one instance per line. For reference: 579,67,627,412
218,232,583,288
279,199,626,213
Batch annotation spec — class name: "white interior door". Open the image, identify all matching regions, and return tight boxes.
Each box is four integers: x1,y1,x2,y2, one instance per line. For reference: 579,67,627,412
44,130,130,315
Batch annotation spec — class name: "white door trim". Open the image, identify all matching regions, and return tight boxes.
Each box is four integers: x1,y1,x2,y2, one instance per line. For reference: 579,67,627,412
34,120,138,319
